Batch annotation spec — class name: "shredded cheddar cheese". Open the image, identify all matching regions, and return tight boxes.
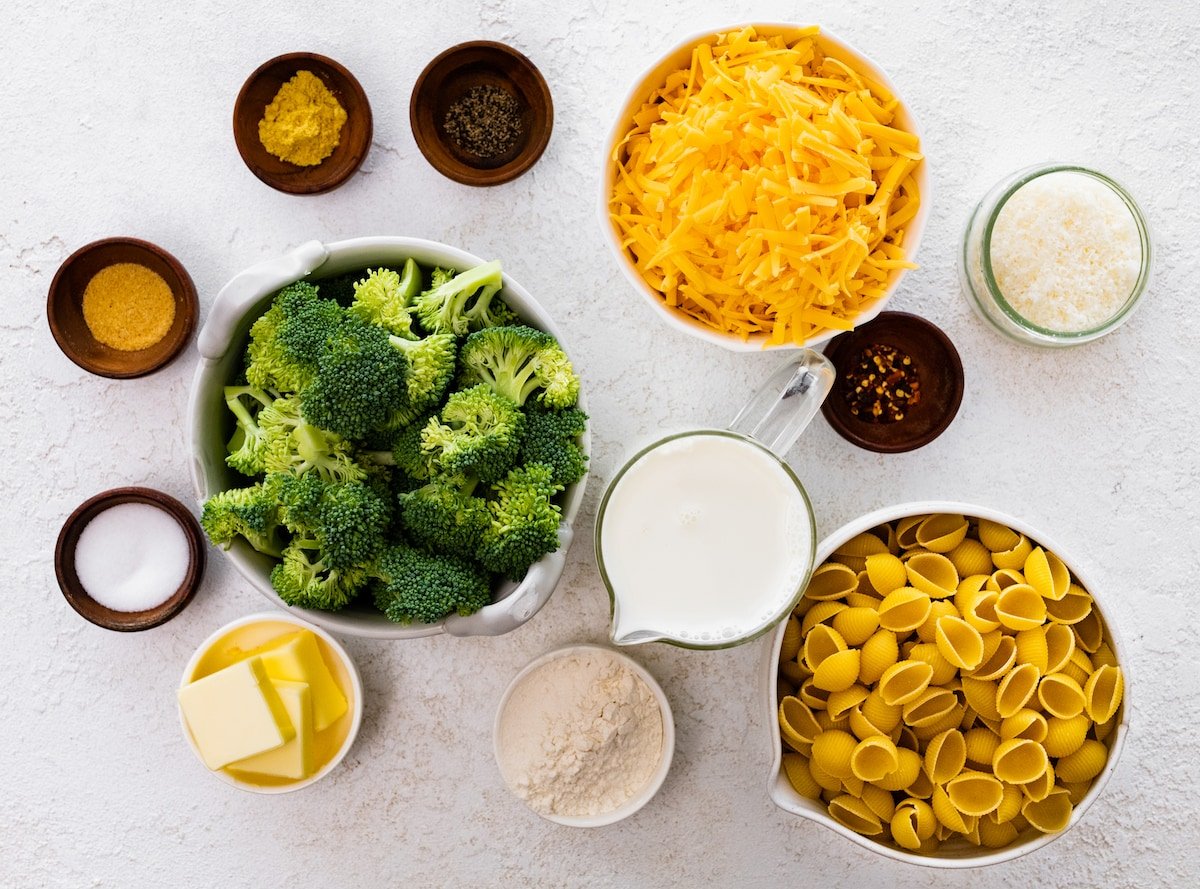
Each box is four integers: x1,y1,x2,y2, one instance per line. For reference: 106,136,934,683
608,26,923,345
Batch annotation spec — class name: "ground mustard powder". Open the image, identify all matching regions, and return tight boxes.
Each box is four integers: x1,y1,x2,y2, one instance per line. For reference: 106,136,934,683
258,70,347,166
81,263,175,351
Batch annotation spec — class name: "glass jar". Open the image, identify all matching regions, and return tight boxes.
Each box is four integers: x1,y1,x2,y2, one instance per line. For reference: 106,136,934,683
959,164,1152,347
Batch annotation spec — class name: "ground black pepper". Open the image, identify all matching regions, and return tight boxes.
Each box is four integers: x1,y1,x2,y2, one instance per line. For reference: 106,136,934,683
443,85,524,160
843,343,921,423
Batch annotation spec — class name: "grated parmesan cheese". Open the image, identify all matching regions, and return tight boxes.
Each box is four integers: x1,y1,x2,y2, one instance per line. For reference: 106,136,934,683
989,172,1141,332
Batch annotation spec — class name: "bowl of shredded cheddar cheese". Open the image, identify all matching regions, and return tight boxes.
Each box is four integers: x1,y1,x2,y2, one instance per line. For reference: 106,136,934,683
602,24,929,351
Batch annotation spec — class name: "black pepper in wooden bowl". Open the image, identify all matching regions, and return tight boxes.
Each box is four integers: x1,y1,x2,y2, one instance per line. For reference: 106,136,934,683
443,84,524,162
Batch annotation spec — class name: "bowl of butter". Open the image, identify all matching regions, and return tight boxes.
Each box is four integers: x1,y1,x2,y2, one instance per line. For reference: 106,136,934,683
177,612,363,793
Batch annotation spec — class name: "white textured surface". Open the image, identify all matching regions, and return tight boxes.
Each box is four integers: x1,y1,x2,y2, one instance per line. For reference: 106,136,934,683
3,0,1198,886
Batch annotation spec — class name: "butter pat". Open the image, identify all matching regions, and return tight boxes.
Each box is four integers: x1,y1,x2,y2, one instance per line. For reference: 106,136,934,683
256,631,347,731
178,658,295,770
228,681,314,780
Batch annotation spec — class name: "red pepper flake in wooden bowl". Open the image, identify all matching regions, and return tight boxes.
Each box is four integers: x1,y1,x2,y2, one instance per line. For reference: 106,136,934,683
843,343,922,423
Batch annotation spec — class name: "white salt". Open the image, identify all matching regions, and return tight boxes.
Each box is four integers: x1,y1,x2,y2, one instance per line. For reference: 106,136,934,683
75,503,190,612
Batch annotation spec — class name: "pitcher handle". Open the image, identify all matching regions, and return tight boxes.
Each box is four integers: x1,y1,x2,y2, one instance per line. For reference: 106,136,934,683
727,351,835,459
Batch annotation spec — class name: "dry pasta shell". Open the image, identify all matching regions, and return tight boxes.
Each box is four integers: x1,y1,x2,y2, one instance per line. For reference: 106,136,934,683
782,753,823,800
803,623,847,672
963,726,1001,768
1019,763,1056,803
1061,780,1092,806
993,783,1024,823
930,784,972,833
860,783,896,822
978,817,1019,848
935,615,985,671
815,709,849,732
830,554,867,574
1043,714,1090,758
832,607,880,647
1056,739,1109,784
895,725,921,752
890,798,936,850
908,642,958,686
878,659,935,706
993,738,1049,785
874,747,923,792
806,562,859,601
924,728,967,784
1091,642,1119,670
948,539,993,578
780,615,802,662
860,690,903,733
895,515,928,550
827,684,870,721
996,663,1041,718
828,794,884,836
1021,788,1073,833
1014,627,1049,673
864,553,908,597
1001,709,1048,744
1024,546,1071,601
991,534,1034,570
969,634,1016,682
841,773,865,798
1073,610,1104,653
807,755,844,793
957,584,1001,635
916,514,969,553
813,649,862,693
986,567,1027,593
878,588,932,633
1038,673,1086,719
779,696,823,749
946,769,1005,817
801,600,849,637
1044,623,1076,675
811,729,858,780
916,600,959,644
1045,588,1093,626
798,677,831,711
836,531,890,559
1094,715,1117,743
906,553,959,599
978,519,1020,553
961,677,1002,721
850,735,899,782
846,589,883,608
859,630,900,685
779,658,809,687
903,687,960,730
995,584,1047,632
906,767,935,799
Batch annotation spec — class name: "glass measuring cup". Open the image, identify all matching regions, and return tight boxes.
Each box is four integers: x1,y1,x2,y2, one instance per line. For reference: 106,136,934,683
594,352,835,649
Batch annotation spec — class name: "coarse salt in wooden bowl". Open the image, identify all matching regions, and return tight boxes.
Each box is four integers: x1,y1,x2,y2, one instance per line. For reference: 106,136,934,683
233,52,372,195
46,237,198,379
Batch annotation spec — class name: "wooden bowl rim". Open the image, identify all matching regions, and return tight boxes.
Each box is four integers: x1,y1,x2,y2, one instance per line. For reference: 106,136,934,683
46,236,198,379
55,486,206,631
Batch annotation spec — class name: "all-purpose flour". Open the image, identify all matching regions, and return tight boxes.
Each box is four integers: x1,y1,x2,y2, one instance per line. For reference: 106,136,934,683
497,649,664,818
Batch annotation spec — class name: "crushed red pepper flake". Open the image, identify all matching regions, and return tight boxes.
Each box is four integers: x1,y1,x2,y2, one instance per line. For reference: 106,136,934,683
843,343,921,423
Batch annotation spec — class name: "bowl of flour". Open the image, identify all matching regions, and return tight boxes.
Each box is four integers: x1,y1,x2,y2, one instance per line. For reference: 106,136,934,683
493,644,674,826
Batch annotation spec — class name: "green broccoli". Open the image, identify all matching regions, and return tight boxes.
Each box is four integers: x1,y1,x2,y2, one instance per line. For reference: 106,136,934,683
519,404,588,487
458,325,580,409
421,384,525,482
397,474,490,560
200,478,287,557
223,385,275,476
276,473,390,571
347,261,421,338
258,394,365,484
271,540,368,611
245,282,344,392
476,464,563,579
411,260,516,335
388,410,437,481
370,543,491,624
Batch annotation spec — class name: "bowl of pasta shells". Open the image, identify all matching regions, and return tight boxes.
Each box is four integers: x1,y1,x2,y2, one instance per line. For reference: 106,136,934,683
764,503,1128,867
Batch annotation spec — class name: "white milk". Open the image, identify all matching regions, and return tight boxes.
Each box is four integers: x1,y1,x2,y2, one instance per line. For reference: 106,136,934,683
598,432,812,644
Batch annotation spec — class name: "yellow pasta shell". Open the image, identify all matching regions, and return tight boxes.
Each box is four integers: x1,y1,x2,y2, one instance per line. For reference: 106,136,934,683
978,817,1019,848
961,677,1002,721
878,587,932,633
986,567,1026,593
1024,546,1071,601
969,634,1016,682
1046,584,1093,624
993,783,1024,823
878,659,935,706
864,553,908,597
1038,673,1086,719
836,531,890,559
916,514,969,553
1020,763,1057,802
908,641,958,686
924,728,967,784
977,519,1020,553
860,689,903,733
850,735,899,782
1061,780,1092,806
957,583,1001,634
827,684,870,721
947,769,1005,817
993,738,1049,785
828,794,884,836
1094,715,1117,743
1021,788,1073,833
780,615,802,662
1073,610,1105,653
798,677,831,711
1084,665,1123,724
874,747,923,792
930,784,971,833
1014,627,1049,673
903,687,960,730
907,767,935,799
779,657,809,687
815,709,849,732
1043,714,1090,758
1091,642,1119,670
895,515,928,550
800,600,849,637
996,663,1041,718
806,562,860,601
811,729,858,780
808,755,844,793
995,584,1047,631
906,552,960,599
860,782,896,822
813,649,862,693
1056,739,1109,784
1001,709,1048,743
803,623,847,672
782,753,823,800
963,726,1001,768
832,606,880,647
830,554,867,574
935,615,985,671
991,534,1034,570
891,798,935,850
1043,623,1076,675
779,695,823,749
856,629,897,686
915,600,958,644
948,538,994,578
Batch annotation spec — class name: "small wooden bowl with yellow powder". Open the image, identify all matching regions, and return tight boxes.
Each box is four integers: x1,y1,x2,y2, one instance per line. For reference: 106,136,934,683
233,52,372,195
47,237,198,378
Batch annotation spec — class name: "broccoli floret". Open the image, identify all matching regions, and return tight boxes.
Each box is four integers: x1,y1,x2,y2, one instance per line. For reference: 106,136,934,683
223,385,275,476
370,543,491,624
388,332,457,414
271,539,368,611
397,474,490,560
200,479,287,557
245,282,344,392
458,325,581,409
411,260,516,335
389,410,438,480
302,317,409,440
476,464,564,580
347,261,421,339
276,474,390,571
259,395,365,484
519,404,589,487
421,384,525,482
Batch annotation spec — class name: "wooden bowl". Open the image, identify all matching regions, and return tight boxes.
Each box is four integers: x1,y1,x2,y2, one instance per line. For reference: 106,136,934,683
55,487,206,632
46,237,198,379
233,52,372,195
410,41,553,186
821,312,964,453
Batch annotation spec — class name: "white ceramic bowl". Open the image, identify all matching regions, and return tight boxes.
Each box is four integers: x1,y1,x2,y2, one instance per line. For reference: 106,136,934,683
599,23,931,352
762,501,1130,868
178,612,363,794
493,643,675,827
188,236,590,639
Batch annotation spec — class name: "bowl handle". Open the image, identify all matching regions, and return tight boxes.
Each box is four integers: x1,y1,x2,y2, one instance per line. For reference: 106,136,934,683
197,240,331,360
443,525,574,637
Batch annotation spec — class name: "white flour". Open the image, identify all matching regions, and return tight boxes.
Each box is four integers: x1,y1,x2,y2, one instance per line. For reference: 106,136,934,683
497,650,664,818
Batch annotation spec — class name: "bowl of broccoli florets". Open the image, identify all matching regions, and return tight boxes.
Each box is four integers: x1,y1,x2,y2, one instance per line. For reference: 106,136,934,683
188,237,589,639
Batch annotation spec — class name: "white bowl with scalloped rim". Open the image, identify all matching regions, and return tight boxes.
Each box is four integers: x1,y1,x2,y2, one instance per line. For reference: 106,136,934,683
762,501,1129,868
